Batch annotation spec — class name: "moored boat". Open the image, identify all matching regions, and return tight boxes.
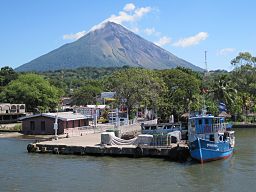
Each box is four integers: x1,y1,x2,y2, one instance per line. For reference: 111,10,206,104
188,113,235,163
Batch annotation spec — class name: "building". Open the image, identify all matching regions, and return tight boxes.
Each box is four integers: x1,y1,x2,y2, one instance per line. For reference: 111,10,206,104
0,103,26,123
20,112,89,135
60,97,73,111
74,105,107,118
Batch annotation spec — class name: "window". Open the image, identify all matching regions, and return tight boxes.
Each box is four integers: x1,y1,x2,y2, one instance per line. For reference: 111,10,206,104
191,120,195,127
66,121,68,128
11,105,16,113
30,121,35,130
41,121,45,131
78,120,81,127
209,134,214,141
72,120,75,128
198,119,202,125
205,119,208,124
166,125,172,130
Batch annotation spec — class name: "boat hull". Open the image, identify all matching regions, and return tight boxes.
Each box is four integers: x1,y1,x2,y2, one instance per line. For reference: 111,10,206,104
189,139,233,163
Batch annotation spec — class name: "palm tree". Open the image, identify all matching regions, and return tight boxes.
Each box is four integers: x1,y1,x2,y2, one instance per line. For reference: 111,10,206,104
209,74,237,106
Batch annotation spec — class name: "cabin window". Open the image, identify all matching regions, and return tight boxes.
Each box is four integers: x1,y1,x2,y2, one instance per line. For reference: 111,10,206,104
30,121,35,130
198,119,202,125
151,126,157,130
41,121,45,131
144,126,150,130
78,120,81,127
191,120,195,127
166,125,172,130
205,119,209,124
72,120,75,128
66,121,68,128
209,134,214,141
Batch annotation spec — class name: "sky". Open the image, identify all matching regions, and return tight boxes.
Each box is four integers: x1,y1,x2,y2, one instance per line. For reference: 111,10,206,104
0,0,255,71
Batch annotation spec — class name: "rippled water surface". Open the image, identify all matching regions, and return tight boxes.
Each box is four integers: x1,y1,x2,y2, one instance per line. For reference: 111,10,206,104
0,129,256,192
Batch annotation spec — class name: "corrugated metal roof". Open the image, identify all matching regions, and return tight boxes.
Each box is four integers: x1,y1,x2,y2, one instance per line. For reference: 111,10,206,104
20,112,88,121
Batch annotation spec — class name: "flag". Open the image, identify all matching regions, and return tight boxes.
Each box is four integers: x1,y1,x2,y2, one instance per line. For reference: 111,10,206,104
219,102,227,112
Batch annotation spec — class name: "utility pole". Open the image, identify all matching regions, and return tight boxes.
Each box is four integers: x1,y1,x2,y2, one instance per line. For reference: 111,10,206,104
53,114,58,140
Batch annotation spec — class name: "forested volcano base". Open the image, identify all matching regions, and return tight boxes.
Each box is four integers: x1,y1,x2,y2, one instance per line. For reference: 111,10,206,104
1,52,256,122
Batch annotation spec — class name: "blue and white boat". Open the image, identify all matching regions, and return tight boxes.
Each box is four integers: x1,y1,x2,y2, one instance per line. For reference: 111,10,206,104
188,112,235,163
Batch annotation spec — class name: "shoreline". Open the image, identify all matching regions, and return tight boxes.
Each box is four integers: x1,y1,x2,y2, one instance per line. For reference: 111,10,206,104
0,132,67,140
232,123,256,128
0,132,23,138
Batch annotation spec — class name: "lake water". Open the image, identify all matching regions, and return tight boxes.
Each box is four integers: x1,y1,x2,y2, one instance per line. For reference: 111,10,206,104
0,128,256,192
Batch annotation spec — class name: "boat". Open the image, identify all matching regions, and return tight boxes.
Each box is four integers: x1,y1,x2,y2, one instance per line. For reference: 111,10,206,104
141,122,183,135
188,111,235,163
141,122,188,142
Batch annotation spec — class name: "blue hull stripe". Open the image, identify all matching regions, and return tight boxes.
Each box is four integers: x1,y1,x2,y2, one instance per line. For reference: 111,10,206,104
189,139,233,162
190,148,233,162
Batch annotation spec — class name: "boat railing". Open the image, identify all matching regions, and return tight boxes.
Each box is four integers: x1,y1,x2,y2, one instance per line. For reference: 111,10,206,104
195,123,228,134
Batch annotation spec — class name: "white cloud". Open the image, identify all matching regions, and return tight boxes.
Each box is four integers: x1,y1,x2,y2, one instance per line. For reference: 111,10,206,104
144,28,156,35
63,3,152,40
62,31,86,40
131,27,139,33
134,7,151,17
108,5,151,25
218,48,236,56
173,32,208,47
144,27,161,36
154,36,172,47
123,3,135,12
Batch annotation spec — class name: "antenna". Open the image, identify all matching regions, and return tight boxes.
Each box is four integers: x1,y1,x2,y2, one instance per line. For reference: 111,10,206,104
203,51,208,114
204,50,208,73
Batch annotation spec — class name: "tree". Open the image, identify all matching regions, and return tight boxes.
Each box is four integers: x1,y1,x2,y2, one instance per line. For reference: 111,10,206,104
103,68,166,117
231,65,256,94
0,73,63,112
208,74,237,107
72,83,102,105
0,66,18,87
159,68,202,120
231,52,256,67
230,64,256,117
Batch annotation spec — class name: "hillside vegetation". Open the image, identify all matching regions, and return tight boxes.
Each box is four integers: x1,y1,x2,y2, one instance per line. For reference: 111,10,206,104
1,52,256,122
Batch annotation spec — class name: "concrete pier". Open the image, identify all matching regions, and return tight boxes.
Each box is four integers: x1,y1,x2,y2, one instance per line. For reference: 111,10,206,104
27,132,190,162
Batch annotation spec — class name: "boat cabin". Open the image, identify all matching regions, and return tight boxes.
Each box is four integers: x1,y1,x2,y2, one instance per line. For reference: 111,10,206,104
188,115,230,143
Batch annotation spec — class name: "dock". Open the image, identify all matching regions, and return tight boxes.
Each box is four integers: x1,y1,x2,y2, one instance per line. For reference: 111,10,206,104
27,131,190,162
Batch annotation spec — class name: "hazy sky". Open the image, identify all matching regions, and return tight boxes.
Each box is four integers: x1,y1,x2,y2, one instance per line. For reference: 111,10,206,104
0,0,255,71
